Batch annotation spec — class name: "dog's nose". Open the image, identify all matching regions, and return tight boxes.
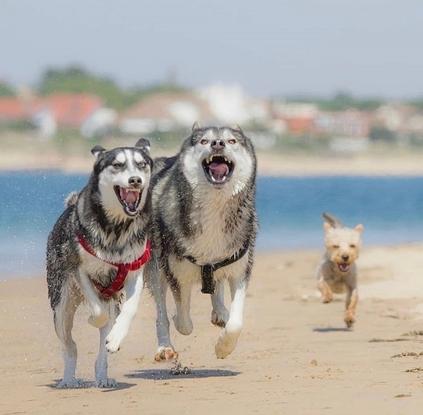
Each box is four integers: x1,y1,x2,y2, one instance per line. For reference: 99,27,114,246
128,176,142,187
211,139,225,150
342,254,349,261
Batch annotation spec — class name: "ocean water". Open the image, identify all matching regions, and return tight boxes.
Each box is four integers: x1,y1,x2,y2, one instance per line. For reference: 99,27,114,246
1,171,423,278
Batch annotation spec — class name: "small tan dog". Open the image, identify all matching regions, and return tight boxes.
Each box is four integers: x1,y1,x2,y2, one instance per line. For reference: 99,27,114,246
317,213,364,328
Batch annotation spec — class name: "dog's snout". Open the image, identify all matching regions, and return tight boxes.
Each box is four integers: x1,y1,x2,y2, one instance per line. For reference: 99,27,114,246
128,176,142,187
342,254,349,261
211,139,225,150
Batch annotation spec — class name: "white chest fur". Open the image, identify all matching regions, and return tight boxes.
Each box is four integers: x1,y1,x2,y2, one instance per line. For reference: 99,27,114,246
183,187,238,264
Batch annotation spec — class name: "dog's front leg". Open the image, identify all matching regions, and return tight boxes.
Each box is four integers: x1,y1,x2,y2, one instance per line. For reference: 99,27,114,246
211,279,229,327
105,271,143,353
173,279,193,335
152,273,178,361
317,276,333,303
78,270,108,328
215,277,246,359
344,285,358,328
95,302,117,387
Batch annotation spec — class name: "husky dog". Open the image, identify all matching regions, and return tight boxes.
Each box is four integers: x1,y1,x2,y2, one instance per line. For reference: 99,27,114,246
146,124,257,361
46,139,152,388
317,213,364,328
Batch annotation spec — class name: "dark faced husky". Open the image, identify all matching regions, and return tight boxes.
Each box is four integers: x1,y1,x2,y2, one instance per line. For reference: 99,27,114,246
146,124,257,361
47,139,152,388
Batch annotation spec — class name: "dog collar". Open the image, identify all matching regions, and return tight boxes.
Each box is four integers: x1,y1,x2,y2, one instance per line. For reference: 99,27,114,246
185,241,250,295
77,233,151,299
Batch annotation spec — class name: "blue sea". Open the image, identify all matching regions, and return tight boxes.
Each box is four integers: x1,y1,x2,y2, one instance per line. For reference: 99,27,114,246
1,171,423,278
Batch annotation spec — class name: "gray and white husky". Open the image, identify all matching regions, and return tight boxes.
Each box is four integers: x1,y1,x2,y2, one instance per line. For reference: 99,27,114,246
46,139,152,388
146,124,258,361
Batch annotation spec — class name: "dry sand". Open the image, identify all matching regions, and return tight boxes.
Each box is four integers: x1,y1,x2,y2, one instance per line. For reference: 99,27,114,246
1,246,423,414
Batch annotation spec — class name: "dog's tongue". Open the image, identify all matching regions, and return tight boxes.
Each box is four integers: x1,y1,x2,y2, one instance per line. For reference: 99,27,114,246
120,188,138,208
209,162,229,181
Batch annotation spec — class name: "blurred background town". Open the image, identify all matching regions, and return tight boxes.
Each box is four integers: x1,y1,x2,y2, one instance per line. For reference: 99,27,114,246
1,65,423,166
2,1,423,173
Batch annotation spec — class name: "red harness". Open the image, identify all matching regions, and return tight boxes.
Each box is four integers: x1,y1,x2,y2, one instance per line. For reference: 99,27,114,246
77,233,151,299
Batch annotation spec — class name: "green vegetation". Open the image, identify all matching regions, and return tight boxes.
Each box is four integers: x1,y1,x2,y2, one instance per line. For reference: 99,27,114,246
285,91,383,111
38,65,186,110
0,82,15,96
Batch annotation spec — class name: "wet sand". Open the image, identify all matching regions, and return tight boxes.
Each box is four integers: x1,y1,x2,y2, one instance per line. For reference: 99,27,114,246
1,246,423,414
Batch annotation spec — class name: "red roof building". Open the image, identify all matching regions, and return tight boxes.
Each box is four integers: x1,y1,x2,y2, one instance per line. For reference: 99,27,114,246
0,93,103,128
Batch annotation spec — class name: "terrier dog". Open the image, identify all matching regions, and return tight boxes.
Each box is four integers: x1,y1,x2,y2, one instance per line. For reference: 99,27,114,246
146,124,257,361
317,213,364,328
46,139,152,388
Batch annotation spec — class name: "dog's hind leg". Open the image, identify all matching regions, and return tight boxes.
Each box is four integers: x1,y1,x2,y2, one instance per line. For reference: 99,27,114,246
78,270,108,328
95,302,117,388
211,280,229,327
151,273,178,361
215,277,246,359
172,279,193,336
54,284,82,388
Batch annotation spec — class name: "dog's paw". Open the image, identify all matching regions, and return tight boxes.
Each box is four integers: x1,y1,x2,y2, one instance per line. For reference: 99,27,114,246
105,329,124,353
211,309,229,328
215,329,241,359
154,346,178,362
88,313,109,328
322,296,333,304
56,378,84,389
95,378,117,388
344,312,355,328
173,314,193,335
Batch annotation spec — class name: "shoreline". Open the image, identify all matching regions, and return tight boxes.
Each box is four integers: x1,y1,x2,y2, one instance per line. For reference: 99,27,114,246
4,242,423,282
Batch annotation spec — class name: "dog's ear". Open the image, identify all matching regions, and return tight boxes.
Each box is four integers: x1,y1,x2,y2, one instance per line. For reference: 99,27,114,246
192,121,201,132
323,222,332,233
354,224,364,233
231,124,244,134
91,145,106,159
135,138,151,154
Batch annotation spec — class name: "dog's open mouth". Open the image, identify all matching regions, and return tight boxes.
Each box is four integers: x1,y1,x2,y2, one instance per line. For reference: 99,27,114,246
114,186,142,216
338,263,350,272
202,155,234,185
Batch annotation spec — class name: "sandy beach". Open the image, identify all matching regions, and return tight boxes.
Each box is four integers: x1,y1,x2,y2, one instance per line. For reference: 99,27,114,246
1,246,423,414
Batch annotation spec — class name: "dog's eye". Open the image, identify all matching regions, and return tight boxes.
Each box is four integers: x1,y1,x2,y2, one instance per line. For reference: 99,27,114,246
112,162,124,169
332,244,340,249
228,139,236,144
137,161,147,169
200,139,209,145
349,244,356,248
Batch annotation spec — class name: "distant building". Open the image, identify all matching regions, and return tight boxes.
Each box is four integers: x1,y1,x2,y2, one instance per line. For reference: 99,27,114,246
314,109,370,138
40,93,103,129
271,102,317,135
119,92,213,134
0,93,109,137
0,96,36,122
198,83,270,125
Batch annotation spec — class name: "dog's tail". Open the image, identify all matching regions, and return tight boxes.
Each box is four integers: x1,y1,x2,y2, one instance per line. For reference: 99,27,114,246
64,191,78,208
322,212,343,228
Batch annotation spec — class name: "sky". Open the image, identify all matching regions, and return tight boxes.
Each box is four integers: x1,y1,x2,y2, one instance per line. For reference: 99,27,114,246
1,0,422,98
